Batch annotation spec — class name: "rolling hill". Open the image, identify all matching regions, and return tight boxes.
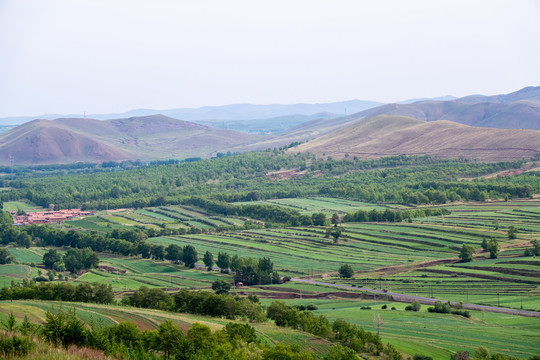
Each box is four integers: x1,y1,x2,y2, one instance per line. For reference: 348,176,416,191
353,87,540,130
0,115,257,165
294,115,540,161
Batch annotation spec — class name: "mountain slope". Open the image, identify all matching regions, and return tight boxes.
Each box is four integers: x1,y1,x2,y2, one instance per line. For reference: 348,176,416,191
355,99,540,130
0,115,257,165
294,115,540,161
0,119,134,164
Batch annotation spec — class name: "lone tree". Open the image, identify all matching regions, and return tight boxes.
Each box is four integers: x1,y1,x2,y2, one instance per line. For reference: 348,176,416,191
182,245,198,268
486,238,500,259
0,248,14,265
458,244,476,263
325,227,343,244
203,251,214,271
507,226,518,240
216,252,231,273
338,264,354,278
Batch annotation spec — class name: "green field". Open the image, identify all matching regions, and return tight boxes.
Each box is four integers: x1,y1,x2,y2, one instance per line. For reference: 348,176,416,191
2,196,540,359
2,200,45,212
237,196,393,215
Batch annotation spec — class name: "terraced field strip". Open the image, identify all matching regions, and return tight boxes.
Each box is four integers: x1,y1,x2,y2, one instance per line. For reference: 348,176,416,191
424,202,540,233
147,224,455,274
65,218,116,232
135,209,177,221
310,300,540,359
0,264,36,285
237,197,390,215
108,211,165,228
8,247,44,263
425,264,540,284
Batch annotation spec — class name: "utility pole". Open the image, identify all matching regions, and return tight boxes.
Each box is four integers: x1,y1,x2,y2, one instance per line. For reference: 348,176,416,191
10,156,14,180
373,314,383,336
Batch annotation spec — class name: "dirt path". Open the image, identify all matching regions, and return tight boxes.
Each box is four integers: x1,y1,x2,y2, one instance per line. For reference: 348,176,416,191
292,278,540,318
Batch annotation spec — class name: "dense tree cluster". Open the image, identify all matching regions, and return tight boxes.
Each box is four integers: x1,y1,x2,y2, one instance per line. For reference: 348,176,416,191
427,301,471,318
46,247,100,273
343,207,450,223
0,279,113,303
233,256,281,286
122,287,266,322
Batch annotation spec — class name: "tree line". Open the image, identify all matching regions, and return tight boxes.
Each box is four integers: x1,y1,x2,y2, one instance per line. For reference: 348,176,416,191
342,207,451,223
0,279,113,303
2,152,534,211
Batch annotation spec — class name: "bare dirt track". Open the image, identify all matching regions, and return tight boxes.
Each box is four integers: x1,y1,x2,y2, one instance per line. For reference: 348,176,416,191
291,278,540,318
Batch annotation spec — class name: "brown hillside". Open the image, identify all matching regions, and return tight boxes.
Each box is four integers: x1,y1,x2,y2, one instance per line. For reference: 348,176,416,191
0,120,133,164
0,115,257,165
294,115,540,161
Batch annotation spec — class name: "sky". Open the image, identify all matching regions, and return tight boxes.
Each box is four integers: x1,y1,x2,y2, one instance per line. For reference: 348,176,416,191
1,0,539,118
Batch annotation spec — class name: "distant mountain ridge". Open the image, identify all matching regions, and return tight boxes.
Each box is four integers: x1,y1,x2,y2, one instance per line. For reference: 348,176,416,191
0,100,382,126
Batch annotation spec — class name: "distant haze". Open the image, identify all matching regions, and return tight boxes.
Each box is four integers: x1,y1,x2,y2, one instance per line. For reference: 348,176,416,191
1,0,539,118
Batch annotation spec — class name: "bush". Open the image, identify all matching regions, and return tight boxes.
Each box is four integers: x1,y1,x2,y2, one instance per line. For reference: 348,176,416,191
405,301,421,312
338,264,354,278
0,334,34,357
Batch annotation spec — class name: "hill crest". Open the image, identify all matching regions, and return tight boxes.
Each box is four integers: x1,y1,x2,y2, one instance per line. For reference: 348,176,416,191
294,115,540,161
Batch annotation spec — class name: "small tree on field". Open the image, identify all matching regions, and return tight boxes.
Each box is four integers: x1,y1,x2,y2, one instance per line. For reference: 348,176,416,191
0,248,14,265
203,251,214,271
338,264,354,278
486,238,500,259
458,244,475,263
405,301,421,312
182,245,198,268
216,252,231,272
507,226,518,239
325,227,343,244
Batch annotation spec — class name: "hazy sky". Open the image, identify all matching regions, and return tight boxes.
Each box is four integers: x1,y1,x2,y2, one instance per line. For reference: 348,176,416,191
1,0,539,117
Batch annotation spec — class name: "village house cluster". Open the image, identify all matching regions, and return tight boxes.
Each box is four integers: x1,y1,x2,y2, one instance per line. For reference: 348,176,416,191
11,209,93,225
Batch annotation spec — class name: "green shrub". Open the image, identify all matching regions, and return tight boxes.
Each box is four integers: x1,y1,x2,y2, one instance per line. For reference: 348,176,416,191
0,333,34,357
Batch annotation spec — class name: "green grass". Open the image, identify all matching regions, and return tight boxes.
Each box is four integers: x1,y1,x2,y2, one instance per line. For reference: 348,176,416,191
2,200,45,212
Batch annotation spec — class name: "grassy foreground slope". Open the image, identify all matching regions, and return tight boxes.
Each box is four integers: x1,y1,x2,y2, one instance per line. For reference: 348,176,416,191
1,299,539,359
0,300,334,357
